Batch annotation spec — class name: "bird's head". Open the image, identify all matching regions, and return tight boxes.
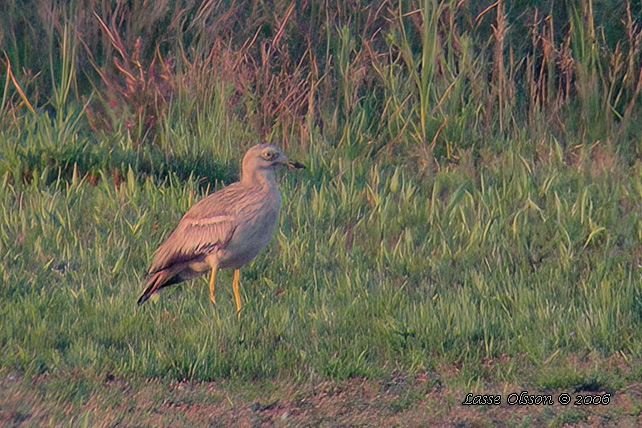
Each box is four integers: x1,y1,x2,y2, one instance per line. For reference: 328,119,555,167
241,143,305,185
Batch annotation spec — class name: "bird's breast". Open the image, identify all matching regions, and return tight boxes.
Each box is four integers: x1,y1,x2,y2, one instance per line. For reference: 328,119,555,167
217,186,281,269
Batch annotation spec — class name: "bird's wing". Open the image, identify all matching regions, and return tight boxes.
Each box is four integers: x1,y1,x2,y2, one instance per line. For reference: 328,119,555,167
147,185,246,275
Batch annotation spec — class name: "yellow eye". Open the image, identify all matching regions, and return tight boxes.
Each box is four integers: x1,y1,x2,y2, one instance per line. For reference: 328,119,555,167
262,150,277,160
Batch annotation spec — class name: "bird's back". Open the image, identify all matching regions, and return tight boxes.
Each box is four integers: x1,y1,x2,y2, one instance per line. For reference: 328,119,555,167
148,180,280,274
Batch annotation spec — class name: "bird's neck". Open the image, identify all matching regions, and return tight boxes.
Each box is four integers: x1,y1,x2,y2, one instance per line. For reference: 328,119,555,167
241,170,276,189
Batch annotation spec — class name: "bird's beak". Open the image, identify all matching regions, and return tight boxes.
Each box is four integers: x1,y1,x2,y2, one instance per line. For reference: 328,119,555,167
286,160,306,170
275,153,306,170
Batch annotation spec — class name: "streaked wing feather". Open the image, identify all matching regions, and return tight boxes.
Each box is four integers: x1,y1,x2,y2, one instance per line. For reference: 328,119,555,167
147,184,248,274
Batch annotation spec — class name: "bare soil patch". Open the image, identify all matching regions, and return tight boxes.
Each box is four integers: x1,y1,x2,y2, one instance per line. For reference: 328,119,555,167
1,369,641,427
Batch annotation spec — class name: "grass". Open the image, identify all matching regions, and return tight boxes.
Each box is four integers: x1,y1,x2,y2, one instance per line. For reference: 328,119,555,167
2,132,641,384
2,0,642,425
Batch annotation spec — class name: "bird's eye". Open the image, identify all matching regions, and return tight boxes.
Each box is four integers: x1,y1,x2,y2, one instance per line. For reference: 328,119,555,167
262,151,277,160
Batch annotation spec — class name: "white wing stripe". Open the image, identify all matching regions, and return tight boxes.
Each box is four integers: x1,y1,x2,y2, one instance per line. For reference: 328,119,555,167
186,215,234,227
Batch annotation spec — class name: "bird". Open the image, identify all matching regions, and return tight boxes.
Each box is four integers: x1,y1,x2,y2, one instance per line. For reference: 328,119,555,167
137,143,304,311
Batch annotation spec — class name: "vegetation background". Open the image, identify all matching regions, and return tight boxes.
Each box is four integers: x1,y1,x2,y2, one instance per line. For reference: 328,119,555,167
2,0,642,425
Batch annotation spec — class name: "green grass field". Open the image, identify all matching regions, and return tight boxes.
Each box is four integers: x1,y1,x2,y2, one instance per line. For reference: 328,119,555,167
3,0,642,426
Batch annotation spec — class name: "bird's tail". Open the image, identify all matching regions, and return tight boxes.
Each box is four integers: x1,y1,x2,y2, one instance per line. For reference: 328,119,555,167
137,270,175,306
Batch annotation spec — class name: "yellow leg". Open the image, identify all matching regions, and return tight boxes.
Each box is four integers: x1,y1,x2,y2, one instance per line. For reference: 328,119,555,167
208,268,217,303
232,269,242,312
